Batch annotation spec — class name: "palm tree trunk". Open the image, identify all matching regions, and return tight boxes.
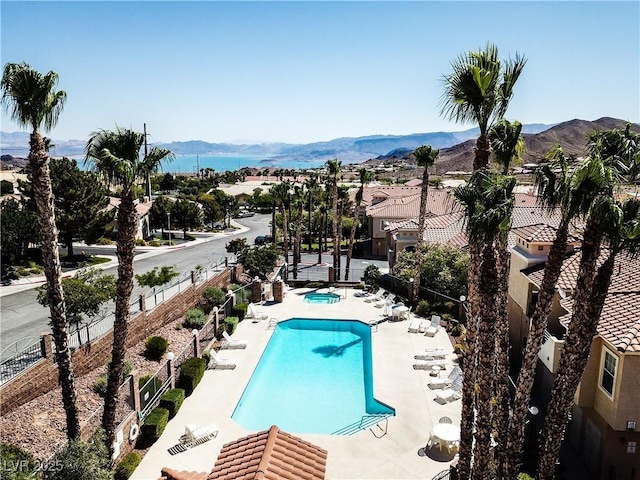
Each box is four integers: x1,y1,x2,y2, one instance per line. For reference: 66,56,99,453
505,223,570,479
336,200,343,281
293,203,303,279
271,205,276,244
280,204,289,264
308,194,313,253
413,168,430,300
29,132,81,440
332,192,339,279
474,134,491,171
457,243,481,480
102,191,137,455
493,241,511,480
345,198,361,281
471,243,498,478
537,216,607,480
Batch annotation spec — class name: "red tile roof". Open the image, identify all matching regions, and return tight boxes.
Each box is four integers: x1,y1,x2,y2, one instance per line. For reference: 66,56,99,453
208,425,327,480
160,469,209,480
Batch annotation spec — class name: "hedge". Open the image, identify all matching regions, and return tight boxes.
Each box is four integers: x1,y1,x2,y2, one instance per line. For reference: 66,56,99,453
141,407,169,440
178,357,206,396
114,451,141,480
159,388,185,419
232,302,248,321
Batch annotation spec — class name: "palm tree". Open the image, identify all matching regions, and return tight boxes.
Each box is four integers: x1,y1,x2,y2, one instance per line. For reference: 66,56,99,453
453,169,516,479
411,145,439,300
345,168,373,280
326,159,342,279
271,181,291,264
504,147,604,478
537,130,639,480
335,185,351,280
85,127,173,454
440,43,527,170
291,185,305,279
304,174,319,253
1,62,81,439
486,119,524,476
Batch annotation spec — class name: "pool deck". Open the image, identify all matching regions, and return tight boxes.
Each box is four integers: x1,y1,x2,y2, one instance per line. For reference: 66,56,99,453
131,287,462,480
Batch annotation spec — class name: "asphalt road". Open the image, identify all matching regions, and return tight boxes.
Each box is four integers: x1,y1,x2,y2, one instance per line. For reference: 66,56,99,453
0,214,388,358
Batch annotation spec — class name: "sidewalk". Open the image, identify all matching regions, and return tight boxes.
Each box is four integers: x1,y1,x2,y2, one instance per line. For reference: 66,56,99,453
0,222,249,298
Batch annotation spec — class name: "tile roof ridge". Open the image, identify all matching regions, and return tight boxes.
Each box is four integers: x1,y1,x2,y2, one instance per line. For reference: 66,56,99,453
254,425,280,479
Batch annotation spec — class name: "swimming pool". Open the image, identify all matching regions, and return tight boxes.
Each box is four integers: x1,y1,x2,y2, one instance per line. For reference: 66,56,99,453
231,318,394,434
304,292,341,304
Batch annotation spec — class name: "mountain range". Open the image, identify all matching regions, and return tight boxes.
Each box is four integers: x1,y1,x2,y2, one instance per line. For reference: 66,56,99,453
2,117,638,171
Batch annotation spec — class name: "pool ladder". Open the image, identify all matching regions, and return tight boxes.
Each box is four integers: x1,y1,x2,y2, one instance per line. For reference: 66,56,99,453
331,413,390,437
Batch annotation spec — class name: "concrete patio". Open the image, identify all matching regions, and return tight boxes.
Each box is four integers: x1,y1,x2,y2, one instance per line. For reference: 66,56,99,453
131,287,462,480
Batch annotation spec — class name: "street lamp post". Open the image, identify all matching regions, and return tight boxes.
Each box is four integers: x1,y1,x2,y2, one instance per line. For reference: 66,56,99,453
167,212,171,246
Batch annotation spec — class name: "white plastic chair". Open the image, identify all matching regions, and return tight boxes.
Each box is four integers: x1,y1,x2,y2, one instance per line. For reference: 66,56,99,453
180,424,219,448
222,330,247,349
248,303,268,321
208,350,237,369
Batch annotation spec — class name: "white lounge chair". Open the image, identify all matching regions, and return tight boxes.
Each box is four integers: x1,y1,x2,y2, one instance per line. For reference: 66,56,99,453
247,303,268,322
208,350,237,369
435,376,463,402
180,423,219,448
415,347,446,360
222,330,247,349
413,358,447,370
425,315,442,337
428,365,462,389
364,288,386,303
408,318,424,333
375,293,395,309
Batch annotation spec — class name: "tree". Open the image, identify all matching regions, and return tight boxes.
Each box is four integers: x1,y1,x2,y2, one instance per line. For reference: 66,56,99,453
440,43,527,170
47,428,113,480
291,185,305,279
85,126,173,454
0,197,39,273
48,157,110,257
159,172,176,192
237,244,279,280
149,195,173,236
0,179,13,194
271,181,291,264
505,147,602,478
326,159,342,278
198,193,223,228
171,197,203,237
453,169,516,479
537,128,640,480
345,168,373,281
1,62,80,439
225,237,248,255
411,145,439,300
489,119,524,175
304,174,319,253
135,265,179,288
36,267,116,326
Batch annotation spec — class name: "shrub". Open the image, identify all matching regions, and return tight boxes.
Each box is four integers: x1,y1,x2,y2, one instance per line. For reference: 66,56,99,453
202,349,211,364
0,443,36,480
202,286,225,306
414,300,431,318
114,451,141,480
228,283,247,303
141,407,169,440
138,374,154,389
453,343,465,354
95,237,114,245
183,308,207,329
178,357,206,396
47,428,112,480
223,316,239,335
363,264,381,289
93,374,108,396
232,302,248,321
145,335,168,360
305,281,323,288
135,238,147,246
185,233,196,241
149,240,161,247
159,388,185,419
451,323,466,337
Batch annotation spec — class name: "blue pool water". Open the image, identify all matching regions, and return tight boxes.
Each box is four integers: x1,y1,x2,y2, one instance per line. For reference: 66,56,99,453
231,318,394,434
304,292,341,304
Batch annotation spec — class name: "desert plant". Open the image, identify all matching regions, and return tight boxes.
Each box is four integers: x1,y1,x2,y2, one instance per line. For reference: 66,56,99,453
451,323,466,337
414,300,431,318
114,451,140,480
93,374,108,397
47,428,112,480
202,286,225,306
183,308,207,329
231,302,248,321
202,349,211,364
144,336,168,360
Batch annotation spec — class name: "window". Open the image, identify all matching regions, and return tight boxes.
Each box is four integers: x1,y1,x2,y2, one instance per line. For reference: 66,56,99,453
600,349,618,397
537,245,544,251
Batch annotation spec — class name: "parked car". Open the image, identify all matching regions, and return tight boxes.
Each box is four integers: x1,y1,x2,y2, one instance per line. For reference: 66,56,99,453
254,235,273,245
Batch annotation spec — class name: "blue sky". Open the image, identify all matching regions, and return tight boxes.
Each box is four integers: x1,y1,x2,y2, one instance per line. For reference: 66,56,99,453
1,1,639,144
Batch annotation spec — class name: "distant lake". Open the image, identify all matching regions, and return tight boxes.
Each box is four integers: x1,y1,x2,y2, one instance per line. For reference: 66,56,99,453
164,154,328,173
